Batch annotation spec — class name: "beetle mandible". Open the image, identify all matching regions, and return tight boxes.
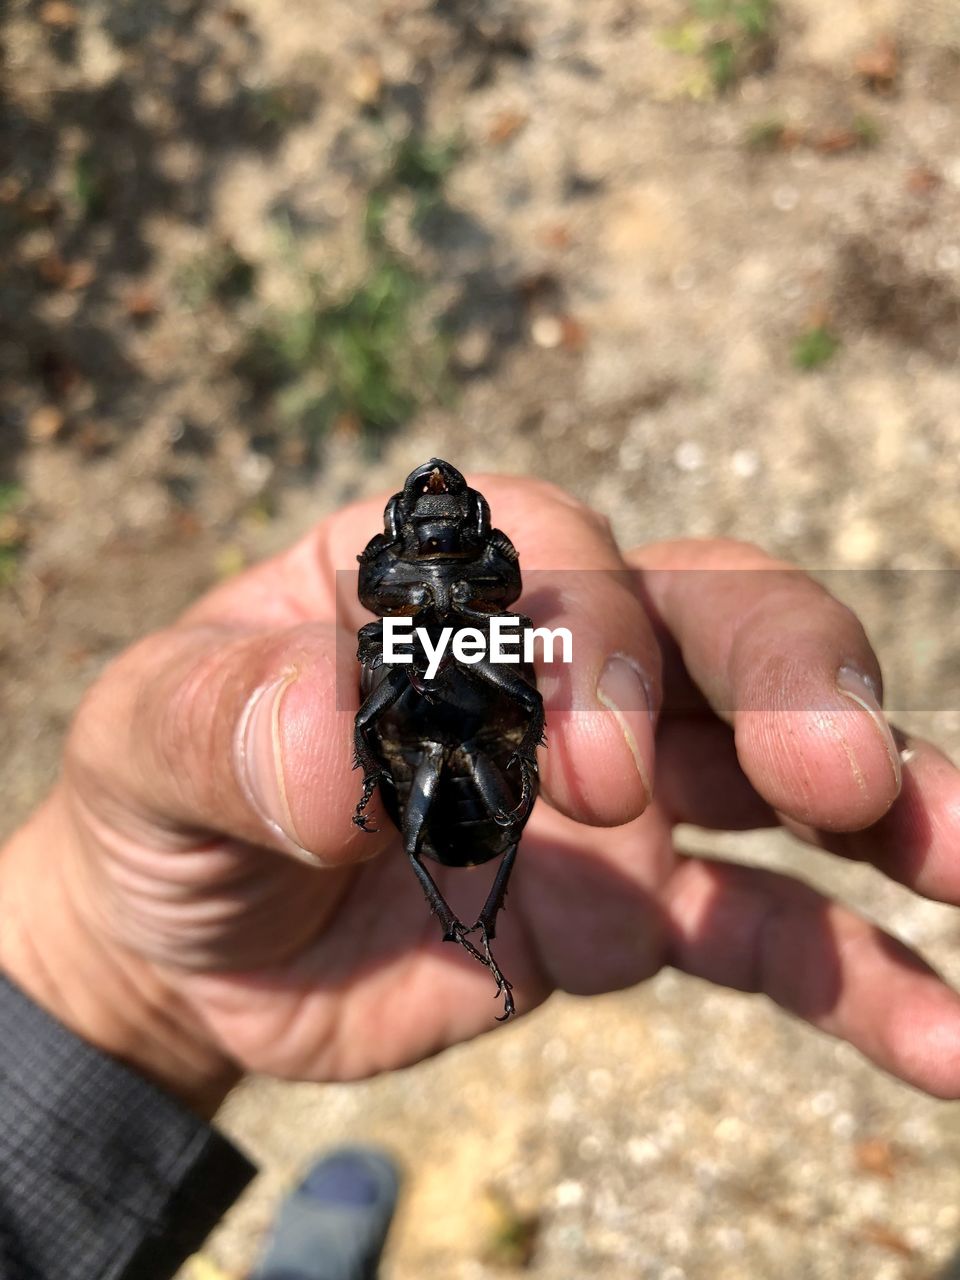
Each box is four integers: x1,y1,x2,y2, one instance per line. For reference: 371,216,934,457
352,458,545,1019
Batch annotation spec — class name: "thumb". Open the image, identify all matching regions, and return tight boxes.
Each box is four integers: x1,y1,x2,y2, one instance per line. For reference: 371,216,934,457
66,621,388,867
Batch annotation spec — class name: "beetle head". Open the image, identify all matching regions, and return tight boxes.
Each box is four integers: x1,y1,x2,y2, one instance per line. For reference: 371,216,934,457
392,458,489,560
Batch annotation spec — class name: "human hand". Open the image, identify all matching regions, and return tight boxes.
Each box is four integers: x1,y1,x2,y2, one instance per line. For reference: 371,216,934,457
2,476,958,1116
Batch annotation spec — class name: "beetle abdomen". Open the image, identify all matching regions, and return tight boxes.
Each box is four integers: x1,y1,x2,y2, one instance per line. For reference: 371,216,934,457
375,736,529,867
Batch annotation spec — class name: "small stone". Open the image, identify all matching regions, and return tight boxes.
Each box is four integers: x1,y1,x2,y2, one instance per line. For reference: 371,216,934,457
810,1089,836,1117
554,1180,585,1208
730,448,760,478
548,1090,575,1122
831,1111,856,1139
713,1116,744,1142
673,441,704,472
588,1067,613,1096
531,315,564,348
834,518,881,565
772,184,799,212
936,245,960,271
936,1204,960,1230
626,1136,660,1166
27,405,65,443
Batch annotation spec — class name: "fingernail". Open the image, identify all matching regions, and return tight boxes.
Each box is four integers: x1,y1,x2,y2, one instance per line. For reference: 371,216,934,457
836,664,902,791
236,670,319,864
596,654,655,804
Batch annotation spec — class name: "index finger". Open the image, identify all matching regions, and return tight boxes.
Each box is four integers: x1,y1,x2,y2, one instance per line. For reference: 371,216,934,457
629,539,902,832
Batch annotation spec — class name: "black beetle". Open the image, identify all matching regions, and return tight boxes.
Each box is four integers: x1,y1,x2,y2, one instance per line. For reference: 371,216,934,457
352,459,545,1019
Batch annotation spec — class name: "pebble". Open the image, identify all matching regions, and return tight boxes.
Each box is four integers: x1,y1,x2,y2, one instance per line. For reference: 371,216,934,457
673,440,705,472
626,1136,661,1166
810,1089,837,1117
730,447,760,478
773,184,800,211
554,1180,585,1208
548,1091,576,1123
531,315,564,348
831,1112,856,1139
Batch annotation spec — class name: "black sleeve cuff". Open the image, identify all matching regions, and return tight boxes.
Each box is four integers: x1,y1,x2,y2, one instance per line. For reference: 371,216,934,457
0,975,257,1280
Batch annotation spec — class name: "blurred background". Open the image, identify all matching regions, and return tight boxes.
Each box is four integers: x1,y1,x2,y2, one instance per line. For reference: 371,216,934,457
2,0,960,1276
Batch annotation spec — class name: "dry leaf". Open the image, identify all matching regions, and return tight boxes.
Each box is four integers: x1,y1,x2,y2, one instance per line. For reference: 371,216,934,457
64,260,95,290
173,509,203,538
854,1138,896,1180
27,405,65,443
36,253,68,286
906,166,942,196
23,191,58,219
76,421,114,457
855,35,899,91
348,55,383,108
40,1,79,27
811,128,860,155
125,287,158,319
36,255,94,289
559,314,587,351
538,223,572,250
487,110,528,146
859,1220,913,1257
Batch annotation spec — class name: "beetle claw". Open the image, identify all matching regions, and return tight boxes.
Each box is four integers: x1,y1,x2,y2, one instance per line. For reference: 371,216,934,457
475,921,515,1020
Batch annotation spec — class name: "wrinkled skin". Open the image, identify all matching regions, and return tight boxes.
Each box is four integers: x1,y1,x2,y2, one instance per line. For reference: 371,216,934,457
2,475,960,1116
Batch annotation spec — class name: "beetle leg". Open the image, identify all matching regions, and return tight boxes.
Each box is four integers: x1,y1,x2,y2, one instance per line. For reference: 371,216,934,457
356,619,384,668
473,845,519,1020
478,927,515,1022
403,744,490,969
473,840,519,940
352,667,406,832
468,659,545,780
462,748,529,829
495,761,535,827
